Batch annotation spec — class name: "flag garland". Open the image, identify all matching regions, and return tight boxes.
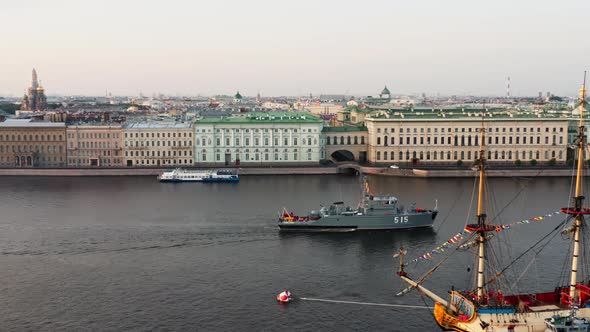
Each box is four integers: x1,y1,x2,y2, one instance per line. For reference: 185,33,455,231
407,210,561,264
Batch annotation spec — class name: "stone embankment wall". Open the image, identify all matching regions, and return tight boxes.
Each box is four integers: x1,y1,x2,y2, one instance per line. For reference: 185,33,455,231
0,166,576,177
0,167,340,176
369,168,575,178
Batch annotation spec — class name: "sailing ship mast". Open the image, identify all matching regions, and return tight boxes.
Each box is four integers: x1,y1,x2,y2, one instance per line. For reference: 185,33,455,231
475,105,488,301
568,72,587,304
395,73,590,331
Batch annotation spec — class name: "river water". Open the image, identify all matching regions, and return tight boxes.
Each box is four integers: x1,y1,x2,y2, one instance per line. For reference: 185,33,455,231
0,174,580,331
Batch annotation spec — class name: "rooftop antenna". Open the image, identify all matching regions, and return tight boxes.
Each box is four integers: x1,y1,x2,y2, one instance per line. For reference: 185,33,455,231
506,76,511,99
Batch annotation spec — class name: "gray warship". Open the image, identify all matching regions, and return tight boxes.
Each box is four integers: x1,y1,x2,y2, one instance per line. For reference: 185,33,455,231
278,179,438,232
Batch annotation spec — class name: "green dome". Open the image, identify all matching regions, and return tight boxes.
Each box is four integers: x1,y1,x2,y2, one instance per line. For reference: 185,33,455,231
381,86,391,95
235,91,243,99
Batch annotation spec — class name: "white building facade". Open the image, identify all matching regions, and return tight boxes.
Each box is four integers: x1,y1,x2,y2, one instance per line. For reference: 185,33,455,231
123,122,194,167
194,112,323,165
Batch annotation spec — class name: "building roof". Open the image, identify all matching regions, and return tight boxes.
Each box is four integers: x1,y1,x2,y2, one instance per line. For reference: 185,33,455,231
323,126,367,132
67,124,123,129
343,105,376,113
124,122,193,129
195,112,322,124
0,119,65,128
364,107,586,122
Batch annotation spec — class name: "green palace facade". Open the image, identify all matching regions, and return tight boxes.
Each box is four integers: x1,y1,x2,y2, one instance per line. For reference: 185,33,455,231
193,112,324,166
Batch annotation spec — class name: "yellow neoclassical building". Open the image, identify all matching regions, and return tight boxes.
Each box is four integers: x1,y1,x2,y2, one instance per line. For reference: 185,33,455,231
67,125,124,167
364,113,569,165
0,119,67,167
323,126,369,163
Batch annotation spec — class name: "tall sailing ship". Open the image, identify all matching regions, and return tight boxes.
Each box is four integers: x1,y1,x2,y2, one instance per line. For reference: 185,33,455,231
397,76,590,332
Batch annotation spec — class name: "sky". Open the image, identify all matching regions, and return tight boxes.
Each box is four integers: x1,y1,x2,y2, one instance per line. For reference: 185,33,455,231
1,0,589,97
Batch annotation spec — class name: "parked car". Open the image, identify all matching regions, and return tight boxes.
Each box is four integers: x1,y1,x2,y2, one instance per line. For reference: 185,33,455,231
389,165,399,169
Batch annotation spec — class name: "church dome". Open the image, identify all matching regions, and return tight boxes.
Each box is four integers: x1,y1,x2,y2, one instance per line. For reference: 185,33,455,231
381,86,390,95
235,91,243,99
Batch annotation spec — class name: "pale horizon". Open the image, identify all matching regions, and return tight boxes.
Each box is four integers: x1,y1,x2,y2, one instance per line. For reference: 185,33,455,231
2,0,589,97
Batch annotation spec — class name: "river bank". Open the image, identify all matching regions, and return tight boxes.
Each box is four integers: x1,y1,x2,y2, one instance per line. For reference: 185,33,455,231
0,166,576,177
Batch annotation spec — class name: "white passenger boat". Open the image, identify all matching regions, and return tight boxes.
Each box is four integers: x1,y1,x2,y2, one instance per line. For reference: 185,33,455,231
158,169,239,183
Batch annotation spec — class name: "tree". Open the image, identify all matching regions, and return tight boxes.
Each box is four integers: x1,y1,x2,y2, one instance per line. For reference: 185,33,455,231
514,159,522,167
548,158,556,166
530,159,537,166
0,103,21,115
456,160,463,167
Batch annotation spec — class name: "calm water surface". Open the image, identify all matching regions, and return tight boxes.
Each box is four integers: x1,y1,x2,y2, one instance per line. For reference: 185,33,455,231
0,175,579,331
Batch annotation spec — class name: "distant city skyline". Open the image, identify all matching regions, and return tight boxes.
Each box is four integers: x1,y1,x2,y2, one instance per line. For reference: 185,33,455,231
1,0,589,97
